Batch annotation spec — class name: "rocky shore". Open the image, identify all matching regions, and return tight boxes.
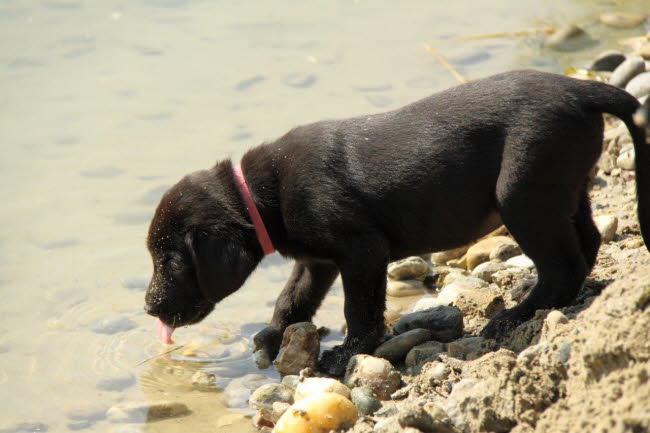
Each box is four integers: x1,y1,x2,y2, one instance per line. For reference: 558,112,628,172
230,27,650,433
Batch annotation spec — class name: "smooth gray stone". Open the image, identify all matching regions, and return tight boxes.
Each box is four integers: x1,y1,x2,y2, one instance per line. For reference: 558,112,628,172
393,306,463,342
610,56,645,88
90,317,136,335
373,328,432,362
350,387,381,415
589,50,626,72
545,24,593,52
96,374,136,391
625,72,650,99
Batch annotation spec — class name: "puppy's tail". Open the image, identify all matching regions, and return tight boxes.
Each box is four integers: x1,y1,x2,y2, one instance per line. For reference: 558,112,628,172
586,82,650,251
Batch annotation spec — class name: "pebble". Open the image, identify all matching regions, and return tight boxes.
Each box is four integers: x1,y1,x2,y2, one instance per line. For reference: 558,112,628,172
471,260,506,283
429,245,469,265
223,374,272,409
253,349,272,369
281,375,300,390
599,11,646,29
405,341,447,367
64,403,107,422
440,269,470,286
398,403,455,433
283,73,317,88
350,387,381,415
637,43,650,61
589,50,627,72
545,24,592,51
393,306,463,342
96,374,136,392
504,254,535,269
465,236,516,270
455,289,505,319
594,215,618,243
426,361,451,382
373,328,433,362
273,393,358,433
121,277,149,291
609,56,646,88
489,242,522,262
294,377,350,401
89,316,136,334
343,354,402,400
388,256,429,280
447,336,497,361
0,422,49,433
274,322,320,376
106,401,190,423
190,370,227,390
415,277,488,310
249,383,294,411
625,71,650,99
386,279,426,297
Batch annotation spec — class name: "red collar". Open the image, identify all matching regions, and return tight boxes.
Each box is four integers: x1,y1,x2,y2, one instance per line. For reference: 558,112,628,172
233,164,276,255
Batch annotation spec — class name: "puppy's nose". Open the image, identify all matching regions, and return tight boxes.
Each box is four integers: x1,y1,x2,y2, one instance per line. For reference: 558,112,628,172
144,303,159,317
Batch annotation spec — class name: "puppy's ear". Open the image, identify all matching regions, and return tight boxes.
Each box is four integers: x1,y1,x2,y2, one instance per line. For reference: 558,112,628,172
187,230,258,303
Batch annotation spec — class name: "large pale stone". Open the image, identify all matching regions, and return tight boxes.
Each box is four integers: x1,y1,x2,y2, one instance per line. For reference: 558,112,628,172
465,236,517,270
343,355,401,400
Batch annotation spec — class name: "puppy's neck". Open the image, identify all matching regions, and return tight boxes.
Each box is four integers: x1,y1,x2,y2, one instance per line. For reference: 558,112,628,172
237,147,287,253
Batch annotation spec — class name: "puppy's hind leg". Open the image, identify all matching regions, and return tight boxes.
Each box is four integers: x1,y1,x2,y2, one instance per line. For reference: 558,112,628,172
481,186,589,339
574,187,601,272
254,261,338,359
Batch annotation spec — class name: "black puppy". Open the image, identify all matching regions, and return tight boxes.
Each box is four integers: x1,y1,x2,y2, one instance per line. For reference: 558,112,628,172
144,70,650,375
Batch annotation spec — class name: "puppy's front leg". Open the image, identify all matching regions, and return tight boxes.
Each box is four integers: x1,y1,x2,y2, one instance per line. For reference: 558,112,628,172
253,261,339,359
320,247,388,376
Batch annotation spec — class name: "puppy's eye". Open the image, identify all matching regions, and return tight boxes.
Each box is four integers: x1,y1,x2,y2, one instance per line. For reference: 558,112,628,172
169,259,183,272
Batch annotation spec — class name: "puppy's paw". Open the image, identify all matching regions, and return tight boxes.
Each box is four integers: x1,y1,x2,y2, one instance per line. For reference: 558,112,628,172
480,307,529,339
319,345,352,377
253,326,283,360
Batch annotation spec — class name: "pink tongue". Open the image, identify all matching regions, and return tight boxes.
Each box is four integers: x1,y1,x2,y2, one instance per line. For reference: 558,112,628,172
155,318,175,344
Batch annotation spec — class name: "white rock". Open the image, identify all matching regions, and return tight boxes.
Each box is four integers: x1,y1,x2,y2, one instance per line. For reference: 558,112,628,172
343,354,401,400
412,296,447,312
294,377,350,401
249,383,294,411
616,149,635,170
224,374,272,409
594,215,618,243
504,254,535,269
387,256,429,280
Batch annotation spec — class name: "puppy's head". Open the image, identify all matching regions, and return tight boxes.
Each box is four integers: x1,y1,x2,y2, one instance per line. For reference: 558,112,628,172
144,164,262,328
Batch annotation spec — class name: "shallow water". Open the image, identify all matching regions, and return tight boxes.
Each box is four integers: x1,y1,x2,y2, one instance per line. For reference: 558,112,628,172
0,0,647,431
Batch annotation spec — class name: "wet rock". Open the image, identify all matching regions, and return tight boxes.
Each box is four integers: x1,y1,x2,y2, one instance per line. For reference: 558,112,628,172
599,11,646,29
273,393,358,433
545,24,592,51
280,374,300,390
106,401,190,423
386,279,426,297
295,377,350,401
121,277,149,291
224,374,272,409
90,316,136,334
609,56,645,88
447,336,497,361
471,260,506,283
350,386,381,415
455,289,505,319
465,236,516,270
274,322,320,376
64,403,107,423
96,374,136,391
373,328,433,362
191,370,227,390
253,349,272,369
343,354,402,400
489,242,522,262
388,256,429,280
393,306,463,342
625,71,650,99
0,422,49,433
405,341,447,367
594,215,618,243
283,73,317,88
430,245,469,265
249,383,294,411
504,254,535,269
590,50,626,72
